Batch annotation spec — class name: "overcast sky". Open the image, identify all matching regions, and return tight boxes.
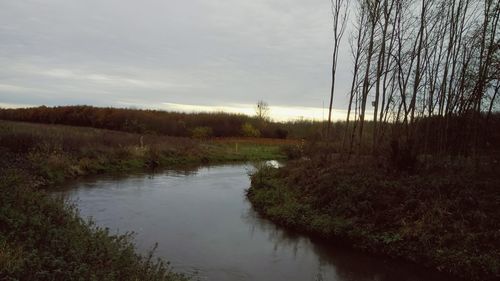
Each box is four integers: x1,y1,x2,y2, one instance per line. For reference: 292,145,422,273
0,0,354,121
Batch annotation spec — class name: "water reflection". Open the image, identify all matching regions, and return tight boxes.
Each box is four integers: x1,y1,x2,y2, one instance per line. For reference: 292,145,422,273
242,206,453,281
58,163,453,281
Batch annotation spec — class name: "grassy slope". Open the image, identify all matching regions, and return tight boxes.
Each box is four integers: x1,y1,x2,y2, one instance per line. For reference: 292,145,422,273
247,158,500,281
0,121,286,280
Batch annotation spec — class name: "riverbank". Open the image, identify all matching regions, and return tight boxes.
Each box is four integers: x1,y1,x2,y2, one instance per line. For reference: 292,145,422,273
247,158,500,281
0,120,286,280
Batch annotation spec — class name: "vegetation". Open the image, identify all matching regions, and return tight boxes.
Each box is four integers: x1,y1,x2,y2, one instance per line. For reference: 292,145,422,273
0,105,301,139
336,0,499,157
0,120,287,181
0,120,288,280
247,2,500,277
248,155,500,281
248,115,500,281
241,122,261,137
1,1,498,279
0,174,188,281
190,126,213,139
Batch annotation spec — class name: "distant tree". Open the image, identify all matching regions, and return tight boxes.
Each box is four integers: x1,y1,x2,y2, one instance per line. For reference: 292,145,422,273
256,100,270,122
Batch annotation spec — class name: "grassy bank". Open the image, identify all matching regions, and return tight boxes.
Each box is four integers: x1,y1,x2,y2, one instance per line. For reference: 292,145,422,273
247,157,500,281
0,120,286,280
0,174,188,281
0,121,286,186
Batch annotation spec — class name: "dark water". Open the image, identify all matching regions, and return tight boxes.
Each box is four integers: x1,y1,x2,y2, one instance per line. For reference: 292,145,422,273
58,162,452,281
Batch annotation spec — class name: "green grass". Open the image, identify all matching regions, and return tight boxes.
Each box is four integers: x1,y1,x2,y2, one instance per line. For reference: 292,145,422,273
204,142,285,162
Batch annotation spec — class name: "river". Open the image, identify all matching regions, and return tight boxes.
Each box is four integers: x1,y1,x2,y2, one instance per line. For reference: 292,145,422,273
57,162,452,281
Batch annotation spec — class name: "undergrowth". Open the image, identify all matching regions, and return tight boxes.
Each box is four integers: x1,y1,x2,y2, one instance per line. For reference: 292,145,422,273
247,157,500,281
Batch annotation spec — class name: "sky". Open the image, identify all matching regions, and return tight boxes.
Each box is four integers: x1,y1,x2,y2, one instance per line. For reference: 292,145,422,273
0,0,354,121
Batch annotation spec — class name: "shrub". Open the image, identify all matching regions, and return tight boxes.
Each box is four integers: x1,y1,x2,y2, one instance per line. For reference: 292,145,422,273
241,123,260,137
274,128,288,139
281,145,302,160
190,127,213,139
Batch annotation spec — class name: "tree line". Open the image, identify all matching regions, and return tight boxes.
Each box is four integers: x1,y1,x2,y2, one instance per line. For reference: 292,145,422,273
0,105,294,139
329,0,499,159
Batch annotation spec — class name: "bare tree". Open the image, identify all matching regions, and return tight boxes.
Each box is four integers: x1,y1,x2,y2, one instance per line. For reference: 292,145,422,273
256,100,270,122
357,0,381,152
343,2,368,155
341,0,499,159
326,0,350,140
372,0,397,152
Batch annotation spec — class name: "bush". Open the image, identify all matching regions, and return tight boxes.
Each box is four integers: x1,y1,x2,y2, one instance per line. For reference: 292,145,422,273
241,123,260,137
274,128,288,139
281,145,302,160
190,127,213,139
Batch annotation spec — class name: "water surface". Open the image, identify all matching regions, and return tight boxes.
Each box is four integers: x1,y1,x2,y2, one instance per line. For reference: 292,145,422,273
59,163,452,281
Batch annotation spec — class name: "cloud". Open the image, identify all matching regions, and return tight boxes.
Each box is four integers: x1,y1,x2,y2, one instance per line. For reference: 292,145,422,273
112,101,349,122
0,0,354,121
